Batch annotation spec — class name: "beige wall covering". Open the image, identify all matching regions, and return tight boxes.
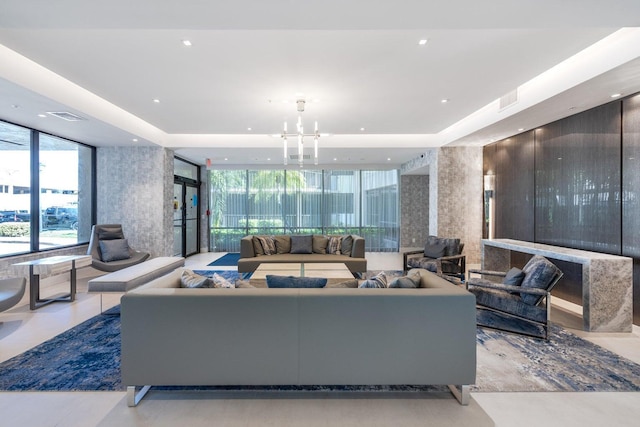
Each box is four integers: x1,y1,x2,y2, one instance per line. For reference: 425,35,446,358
96,146,174,257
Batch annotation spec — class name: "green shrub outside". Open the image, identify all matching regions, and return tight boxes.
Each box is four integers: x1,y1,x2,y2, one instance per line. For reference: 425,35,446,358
0,223,30,237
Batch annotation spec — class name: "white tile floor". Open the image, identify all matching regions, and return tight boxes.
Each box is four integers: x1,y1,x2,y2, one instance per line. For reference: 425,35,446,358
1,252,640,426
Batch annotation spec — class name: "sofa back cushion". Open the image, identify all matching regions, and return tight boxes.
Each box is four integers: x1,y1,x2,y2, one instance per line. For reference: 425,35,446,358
273,235,291,254
312,235,329,254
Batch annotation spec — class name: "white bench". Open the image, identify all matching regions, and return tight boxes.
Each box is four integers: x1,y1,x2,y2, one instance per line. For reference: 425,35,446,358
88,256,185,293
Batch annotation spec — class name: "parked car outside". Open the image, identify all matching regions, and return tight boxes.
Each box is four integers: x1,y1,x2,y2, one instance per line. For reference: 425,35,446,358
42,206,78,230
0,210,30,223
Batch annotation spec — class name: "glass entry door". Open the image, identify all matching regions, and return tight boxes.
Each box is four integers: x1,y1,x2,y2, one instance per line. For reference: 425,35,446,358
173,180,199,257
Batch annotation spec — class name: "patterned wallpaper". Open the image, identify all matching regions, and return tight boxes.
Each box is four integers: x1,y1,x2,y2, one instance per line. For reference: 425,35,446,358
96,146,174,257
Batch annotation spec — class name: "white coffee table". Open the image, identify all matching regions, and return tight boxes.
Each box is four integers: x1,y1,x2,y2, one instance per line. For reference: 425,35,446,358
12,255,92,310
251,262,354,286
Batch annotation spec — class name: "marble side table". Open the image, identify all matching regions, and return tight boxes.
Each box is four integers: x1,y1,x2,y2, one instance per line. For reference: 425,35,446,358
12,255,92,310
481,239,633,332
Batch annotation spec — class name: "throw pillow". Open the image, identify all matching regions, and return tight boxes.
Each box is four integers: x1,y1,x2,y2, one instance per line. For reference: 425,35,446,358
252,236,265,256
327,236,342,254
290,235,313,254
502,267,525,286
98,239,131,262
520,256,562,305
273,235,291,254
97,225,125,241
359,271,387,288
312,235,329,254
266,275,327,288
211,273,236,288
341,235,354,256
256,236,276,255
180,269,210,288
388,271,421,288
423,241,447,259
325,278,359,288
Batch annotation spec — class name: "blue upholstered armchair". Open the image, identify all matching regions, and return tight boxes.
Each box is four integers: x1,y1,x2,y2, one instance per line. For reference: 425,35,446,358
466,255,563,340
403,236,466,282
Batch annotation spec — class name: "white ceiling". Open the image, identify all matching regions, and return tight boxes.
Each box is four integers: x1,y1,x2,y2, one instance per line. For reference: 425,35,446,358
1,0,640,169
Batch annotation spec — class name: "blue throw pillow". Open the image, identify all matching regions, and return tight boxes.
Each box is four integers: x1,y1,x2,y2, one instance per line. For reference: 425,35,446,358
290,235,313,254
99,239,131,262
266,275,327,288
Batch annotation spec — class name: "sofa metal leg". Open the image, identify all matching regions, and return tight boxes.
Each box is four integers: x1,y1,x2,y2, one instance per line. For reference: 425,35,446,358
127,385,151,407
448,384,470,405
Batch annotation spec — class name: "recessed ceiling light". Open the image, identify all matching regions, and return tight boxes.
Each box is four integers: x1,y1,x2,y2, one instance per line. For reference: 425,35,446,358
153,99,160,103
518,128,524,132
224,158,228,161
267,158,271,161
182,40,192,46
247,127,252,131
132,138,138,142
387,158,391,161
360,127,365,131
418,39,428,45
333,158,337,161
38,114,47,118
557,157,563,160
441,99,449,103
611,93,622,98
11,104,19,109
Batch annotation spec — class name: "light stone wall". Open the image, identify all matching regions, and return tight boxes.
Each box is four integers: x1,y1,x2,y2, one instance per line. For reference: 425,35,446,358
401,146,483,264
96,146,174,258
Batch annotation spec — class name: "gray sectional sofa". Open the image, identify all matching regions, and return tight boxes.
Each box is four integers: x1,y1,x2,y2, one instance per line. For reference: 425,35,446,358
120,268,477,406
238,234,367,274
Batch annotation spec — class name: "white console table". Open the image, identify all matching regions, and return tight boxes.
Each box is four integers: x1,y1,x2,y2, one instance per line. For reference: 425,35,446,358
481,239,633,333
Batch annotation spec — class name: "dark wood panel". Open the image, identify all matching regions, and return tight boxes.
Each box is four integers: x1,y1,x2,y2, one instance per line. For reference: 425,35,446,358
622,94,640,258
494,131,535,241
534,101,622,253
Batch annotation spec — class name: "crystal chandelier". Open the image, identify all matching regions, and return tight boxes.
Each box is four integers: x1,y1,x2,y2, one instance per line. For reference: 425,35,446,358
280,99,320,166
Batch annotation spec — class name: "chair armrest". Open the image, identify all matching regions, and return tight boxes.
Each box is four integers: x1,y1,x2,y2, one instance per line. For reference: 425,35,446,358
435,254,466,278
467,279,548,296
402,250,424,270
468,269,507,278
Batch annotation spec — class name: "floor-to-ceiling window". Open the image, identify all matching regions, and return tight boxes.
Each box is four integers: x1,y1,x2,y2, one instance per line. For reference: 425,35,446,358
210,169,399,252
0,119,95,257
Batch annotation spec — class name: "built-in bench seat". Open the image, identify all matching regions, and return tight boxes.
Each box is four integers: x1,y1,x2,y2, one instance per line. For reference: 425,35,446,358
87,256,185,293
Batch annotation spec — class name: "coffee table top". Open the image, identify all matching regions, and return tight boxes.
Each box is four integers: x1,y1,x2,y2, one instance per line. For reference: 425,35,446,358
251,262,353,281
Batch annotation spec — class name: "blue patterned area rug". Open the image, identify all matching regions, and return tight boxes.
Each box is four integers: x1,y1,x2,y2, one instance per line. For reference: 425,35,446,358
1,307,640,393
207,253,241,267
193,270,242,282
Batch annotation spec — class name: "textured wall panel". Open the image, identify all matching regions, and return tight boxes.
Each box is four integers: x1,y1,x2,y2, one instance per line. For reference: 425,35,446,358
96,146,174,257
400,174,429,248
437,146,483,264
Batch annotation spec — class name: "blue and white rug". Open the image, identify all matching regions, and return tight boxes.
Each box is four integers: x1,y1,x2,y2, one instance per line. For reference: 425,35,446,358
1,305,640,393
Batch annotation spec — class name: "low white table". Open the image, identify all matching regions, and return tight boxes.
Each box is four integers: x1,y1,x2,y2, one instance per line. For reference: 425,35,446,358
251,262,354,286
12,255,92,310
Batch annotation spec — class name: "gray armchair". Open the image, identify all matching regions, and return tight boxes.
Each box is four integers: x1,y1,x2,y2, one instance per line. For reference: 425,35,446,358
0,277,26,313
403,236,466,282
87,224,150,272
466,255,563,340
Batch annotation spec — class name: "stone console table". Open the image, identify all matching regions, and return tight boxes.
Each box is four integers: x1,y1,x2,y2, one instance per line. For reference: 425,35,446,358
481,239,632,333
